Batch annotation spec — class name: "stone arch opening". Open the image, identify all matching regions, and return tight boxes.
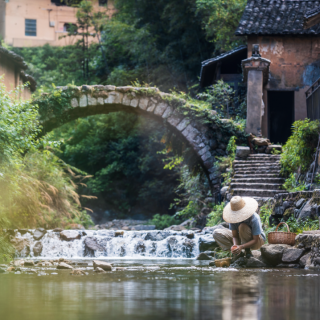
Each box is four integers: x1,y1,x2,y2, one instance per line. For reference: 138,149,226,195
36,85,247,199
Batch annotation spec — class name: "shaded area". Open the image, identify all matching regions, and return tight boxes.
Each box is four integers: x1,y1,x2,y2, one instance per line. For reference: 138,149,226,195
52,112,180,222
268,91,294,144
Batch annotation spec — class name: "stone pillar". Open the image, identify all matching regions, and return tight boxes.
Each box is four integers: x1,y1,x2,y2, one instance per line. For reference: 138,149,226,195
242,45,270,136
246,70,263,135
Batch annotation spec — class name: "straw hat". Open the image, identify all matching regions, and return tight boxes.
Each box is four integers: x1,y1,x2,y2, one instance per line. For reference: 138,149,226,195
223,196,258,223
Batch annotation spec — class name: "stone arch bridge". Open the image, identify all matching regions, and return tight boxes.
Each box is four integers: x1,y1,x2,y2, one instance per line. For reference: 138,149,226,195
35,85,247,197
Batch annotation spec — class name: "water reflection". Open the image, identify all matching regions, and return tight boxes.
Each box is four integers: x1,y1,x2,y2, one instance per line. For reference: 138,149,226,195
0,261,320,320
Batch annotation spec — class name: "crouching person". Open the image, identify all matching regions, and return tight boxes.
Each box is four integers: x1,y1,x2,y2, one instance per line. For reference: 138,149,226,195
213,196,266,258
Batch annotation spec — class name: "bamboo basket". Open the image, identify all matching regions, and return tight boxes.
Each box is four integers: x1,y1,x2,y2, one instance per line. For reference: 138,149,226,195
268,222,296,246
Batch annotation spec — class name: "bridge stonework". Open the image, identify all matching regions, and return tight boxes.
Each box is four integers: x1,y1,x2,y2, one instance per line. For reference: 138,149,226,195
37,85,247,198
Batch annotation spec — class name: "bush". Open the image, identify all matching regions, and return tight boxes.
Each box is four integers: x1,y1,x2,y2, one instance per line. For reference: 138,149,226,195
265,216,318,237
281,119,320,175
280,119,320,191
0,79,93,229
150,214,180,230
206,202,225,226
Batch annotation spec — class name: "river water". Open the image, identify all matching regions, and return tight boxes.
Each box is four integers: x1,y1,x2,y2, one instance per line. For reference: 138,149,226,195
1,259,320,320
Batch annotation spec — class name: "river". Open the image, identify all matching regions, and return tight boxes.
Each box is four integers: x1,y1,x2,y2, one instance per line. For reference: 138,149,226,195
0,259,320,320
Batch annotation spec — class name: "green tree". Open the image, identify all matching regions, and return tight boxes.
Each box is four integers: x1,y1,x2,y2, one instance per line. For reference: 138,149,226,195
50,112,180,220
196,0,246,52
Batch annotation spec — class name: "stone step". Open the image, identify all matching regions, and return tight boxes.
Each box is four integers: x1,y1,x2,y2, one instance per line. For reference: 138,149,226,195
230,182,283,190
248,154,281,158
234,165,281,171
232,188,287,197
231,178,285,183
234,168,281,174
234,173,281,178
234,160,280,165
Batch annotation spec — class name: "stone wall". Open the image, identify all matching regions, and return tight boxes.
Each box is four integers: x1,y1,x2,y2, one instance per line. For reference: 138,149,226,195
271,190,320,225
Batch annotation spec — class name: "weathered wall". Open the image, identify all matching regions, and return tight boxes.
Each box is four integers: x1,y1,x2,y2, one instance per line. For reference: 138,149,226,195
0,53,32,99
2,0,114,47
247,36,319,137
0,1,5,40
0,55,18,91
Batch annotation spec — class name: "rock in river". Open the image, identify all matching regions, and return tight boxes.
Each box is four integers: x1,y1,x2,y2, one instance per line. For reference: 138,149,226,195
246,257,267,268
199,234,218,252
70,269,86,276
93,260,112,271
261,244,292,266
33,241,43,257
84,237,104,253
57,262,73,270
196,253,211,260
33,228,46,241
282,248,305,263
60,230,81,241
94,267,107,273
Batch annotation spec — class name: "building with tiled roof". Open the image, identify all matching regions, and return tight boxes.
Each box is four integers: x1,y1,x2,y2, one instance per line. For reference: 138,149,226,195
234,0,320,143
0,46,36,99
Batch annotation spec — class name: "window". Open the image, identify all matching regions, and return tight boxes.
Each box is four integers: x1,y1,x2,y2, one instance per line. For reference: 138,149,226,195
63,23,78,34
25,19,36,37
99,0,108,6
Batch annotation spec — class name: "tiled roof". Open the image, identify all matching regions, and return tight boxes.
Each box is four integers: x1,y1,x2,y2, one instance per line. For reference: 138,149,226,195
0,46,36,91
304,5,320,28
236,0,320,35
0,46,28,69
200,46,247,87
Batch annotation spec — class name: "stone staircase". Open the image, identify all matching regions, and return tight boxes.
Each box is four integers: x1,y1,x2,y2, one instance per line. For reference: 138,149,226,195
230,154,286,200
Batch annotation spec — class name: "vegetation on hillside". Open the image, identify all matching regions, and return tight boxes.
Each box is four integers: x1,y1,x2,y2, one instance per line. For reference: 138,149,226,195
6,0,249,226
196,0,246,52
0,80,94,260
281,119,320,192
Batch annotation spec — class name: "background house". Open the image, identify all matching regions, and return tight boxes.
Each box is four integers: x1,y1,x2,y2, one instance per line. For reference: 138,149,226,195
235,0,320,144
0,46,36,99
0,0,113,47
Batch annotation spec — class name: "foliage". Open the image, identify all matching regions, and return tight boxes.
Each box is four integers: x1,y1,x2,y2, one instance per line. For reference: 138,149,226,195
216,136,237,187
12,0,215,93
197,80,246,119
215,247,232,258
283,173,307,192
280,119,320,190
170,165,210,219
12,44,100,88
150,214,180,230
259,202,273,229
206,202,225,226
51,112,180,218
266,216,318,236
196,0,246,52
0,80,92,230
281,119,320,175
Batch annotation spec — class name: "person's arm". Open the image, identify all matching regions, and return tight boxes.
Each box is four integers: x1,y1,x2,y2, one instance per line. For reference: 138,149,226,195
232,230,241,246
232,235,259,255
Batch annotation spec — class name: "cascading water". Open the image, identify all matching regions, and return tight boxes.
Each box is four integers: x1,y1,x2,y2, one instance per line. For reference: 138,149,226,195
12,229,216,259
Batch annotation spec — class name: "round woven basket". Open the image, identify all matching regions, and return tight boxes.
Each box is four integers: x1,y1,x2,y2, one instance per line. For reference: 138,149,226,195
268,222,296,246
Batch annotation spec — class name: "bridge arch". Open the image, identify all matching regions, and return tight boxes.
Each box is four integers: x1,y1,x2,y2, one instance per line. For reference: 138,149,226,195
35,85,247,197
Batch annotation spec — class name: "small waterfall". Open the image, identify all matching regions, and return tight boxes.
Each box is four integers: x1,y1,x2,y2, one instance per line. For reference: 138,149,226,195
13,229,207,259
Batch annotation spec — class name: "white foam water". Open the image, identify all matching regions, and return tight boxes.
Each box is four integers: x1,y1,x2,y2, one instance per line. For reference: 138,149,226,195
15,229,202,259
